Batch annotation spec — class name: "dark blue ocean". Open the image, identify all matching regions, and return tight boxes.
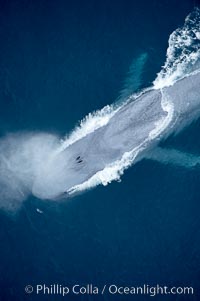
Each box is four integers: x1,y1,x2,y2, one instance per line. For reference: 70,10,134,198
0,0,200,300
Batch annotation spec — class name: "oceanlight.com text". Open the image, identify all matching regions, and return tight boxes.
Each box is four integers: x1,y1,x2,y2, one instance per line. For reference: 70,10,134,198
25,283,194,297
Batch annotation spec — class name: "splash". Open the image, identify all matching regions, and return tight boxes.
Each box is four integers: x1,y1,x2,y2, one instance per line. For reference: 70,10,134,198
154,7,200,89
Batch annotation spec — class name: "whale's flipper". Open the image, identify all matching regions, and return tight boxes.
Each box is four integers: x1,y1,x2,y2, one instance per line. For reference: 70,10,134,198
118,53,148,101
146,147,200,168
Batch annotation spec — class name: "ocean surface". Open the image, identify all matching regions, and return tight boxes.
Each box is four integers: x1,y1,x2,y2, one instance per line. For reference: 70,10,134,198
0,0,200,300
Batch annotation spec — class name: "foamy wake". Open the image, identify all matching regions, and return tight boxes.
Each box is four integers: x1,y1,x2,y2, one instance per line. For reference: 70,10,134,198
154,7,200,89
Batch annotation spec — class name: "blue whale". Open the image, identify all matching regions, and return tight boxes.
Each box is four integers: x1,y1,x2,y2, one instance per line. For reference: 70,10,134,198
31,71,200,199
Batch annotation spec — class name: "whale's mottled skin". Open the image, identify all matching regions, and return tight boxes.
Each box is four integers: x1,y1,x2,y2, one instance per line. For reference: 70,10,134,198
32,71,200,199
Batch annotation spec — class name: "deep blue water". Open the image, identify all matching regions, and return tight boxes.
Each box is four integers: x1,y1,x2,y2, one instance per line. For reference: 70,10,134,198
0,0,200,300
